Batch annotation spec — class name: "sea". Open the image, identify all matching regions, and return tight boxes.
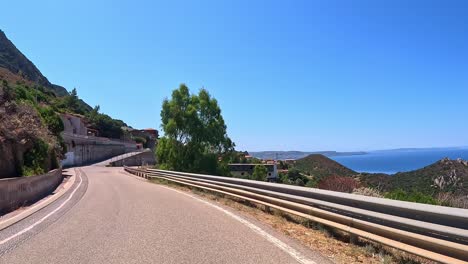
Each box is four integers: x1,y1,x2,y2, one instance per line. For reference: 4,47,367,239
330,147,468,174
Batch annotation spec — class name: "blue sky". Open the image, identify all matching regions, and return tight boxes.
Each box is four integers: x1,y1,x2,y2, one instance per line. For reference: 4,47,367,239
2,0,467,151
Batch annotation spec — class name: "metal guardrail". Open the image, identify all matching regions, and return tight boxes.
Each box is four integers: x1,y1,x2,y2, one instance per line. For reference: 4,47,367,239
124,167,468,264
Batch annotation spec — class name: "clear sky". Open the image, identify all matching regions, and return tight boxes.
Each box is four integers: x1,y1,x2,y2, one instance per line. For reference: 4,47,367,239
2,0,467,151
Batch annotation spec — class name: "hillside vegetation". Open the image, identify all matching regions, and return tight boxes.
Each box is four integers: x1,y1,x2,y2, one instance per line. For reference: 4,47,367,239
0,29,128,178
156,84,234,176
0,30,68,96
281,154,468,208
294,154,357,178
391,158,468,195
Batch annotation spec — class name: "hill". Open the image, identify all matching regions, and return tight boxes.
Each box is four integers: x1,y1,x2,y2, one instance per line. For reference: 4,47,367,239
250,151,366,160
0,30,68,96
0,29,125,178
389,158,468,195
293,154,358,178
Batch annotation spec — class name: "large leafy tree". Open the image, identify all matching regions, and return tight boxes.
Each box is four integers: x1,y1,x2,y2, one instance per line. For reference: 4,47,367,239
86,105,125,139
157,84,234,175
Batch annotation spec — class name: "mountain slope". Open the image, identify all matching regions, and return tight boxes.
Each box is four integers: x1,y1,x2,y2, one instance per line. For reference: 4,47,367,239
293,154,357,178
390,158,468,195
0,29,68,96
0,29,119,178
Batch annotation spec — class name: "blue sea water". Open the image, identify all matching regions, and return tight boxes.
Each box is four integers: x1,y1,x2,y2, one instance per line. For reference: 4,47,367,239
330,148,468,174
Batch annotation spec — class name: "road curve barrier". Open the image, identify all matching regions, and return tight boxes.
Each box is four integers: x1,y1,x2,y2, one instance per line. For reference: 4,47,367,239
0,169,63,215
124,166,468,264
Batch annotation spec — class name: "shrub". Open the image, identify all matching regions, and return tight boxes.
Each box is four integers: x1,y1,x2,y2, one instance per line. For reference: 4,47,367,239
251,165,268,181
436,192,468,209
133,136,147,145
352,187,384,198
22,140,49,176
38,106,64,136
384,189,438,205
1,80,14,101
305,179,318,188
318,175,360,193
294,178,305,186
279,173,291,184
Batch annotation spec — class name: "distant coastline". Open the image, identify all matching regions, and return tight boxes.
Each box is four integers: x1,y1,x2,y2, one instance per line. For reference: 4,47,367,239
250,147,468,174
332,147,468,174
249,151,366,160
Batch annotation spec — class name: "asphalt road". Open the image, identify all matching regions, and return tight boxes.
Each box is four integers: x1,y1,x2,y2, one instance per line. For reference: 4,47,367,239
0,165,330,264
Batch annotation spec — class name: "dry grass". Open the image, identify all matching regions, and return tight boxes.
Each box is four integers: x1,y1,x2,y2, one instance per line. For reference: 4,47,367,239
149,177,437,264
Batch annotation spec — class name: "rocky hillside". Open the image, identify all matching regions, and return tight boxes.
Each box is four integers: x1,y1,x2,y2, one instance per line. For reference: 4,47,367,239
0,29,125,178
0,85,61,177
0,30,68,96
293,154,358,179
389,158,468,195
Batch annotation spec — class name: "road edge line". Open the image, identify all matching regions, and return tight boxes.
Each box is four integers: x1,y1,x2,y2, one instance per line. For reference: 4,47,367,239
158,185,317,264
0,169,77,231
0,168,83,244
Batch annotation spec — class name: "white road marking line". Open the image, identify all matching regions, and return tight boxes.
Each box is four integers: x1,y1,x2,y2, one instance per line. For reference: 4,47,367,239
0,168,83,245
160,185,317,264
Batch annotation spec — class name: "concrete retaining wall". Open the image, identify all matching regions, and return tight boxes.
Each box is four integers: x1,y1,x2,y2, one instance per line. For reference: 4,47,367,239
0,169,63,215
61,132,139,167
110,151,156,167
62,144,126,167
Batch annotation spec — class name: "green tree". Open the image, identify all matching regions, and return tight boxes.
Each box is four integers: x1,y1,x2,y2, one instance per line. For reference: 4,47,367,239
251,165,268,181
279,173,291,184
85,104,126,139
64,88,79,112
38,106,64,136
156,84,234,175
22,139,49,176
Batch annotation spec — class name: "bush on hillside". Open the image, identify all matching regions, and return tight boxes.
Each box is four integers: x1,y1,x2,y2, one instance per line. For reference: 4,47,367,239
384,189,438,205
22,139,49,176
278,169,310,186
436,192,468,209
38,106,64,136
318,175,360,193
352,187,384,198
251,165,268,181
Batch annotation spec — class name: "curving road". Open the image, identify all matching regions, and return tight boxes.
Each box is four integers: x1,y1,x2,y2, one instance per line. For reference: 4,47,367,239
0,165,330,264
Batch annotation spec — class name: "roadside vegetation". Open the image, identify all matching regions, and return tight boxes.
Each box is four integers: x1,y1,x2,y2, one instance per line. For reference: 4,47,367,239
153,85,467,209
156,84,235,175
0,79,127,177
